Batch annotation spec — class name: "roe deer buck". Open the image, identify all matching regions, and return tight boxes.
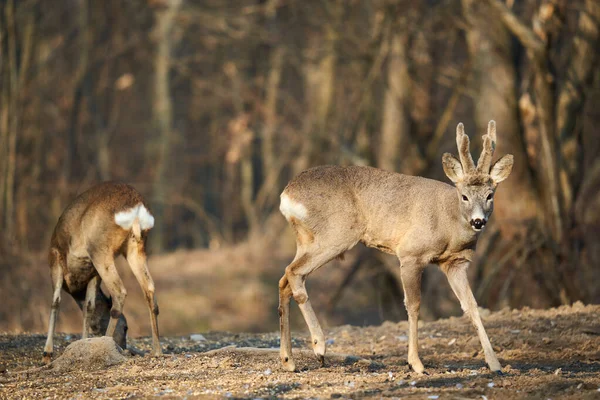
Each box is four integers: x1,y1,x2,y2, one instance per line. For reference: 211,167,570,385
42,182,162,363
278,121,513,374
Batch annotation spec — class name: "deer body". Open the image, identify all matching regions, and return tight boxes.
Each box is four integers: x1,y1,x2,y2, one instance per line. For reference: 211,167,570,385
283,167,477,262
43,182,162,363
278,121,512,374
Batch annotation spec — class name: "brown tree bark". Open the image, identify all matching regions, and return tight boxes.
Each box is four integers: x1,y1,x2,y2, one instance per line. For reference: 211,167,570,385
462,0,539,231
261,0,283,177
295,2,341,174
378,31,412,173
151,0,182,252
556,0,600,211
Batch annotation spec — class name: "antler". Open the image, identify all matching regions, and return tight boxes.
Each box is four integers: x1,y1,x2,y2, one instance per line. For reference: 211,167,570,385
456,123,476,173
476,120,497,173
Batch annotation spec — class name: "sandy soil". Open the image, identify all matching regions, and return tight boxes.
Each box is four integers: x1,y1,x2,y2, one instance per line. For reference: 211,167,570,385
1,303,599,399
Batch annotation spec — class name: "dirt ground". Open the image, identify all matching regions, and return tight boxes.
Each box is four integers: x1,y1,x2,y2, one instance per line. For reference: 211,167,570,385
1,303,599,399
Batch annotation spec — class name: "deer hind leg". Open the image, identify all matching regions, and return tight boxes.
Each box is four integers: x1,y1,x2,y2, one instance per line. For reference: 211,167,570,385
126,241,162,356
278,274,294,371
90,254,127,339
82,276,100,339
443,261,501,372
43,249,64,364
399,257,425,374
285,245,351,369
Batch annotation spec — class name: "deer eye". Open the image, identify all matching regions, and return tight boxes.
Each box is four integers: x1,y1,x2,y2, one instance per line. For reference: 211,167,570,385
486,193,493,201
462,195,469,202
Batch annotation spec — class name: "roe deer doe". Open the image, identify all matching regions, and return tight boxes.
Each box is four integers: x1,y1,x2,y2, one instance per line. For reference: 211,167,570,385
278,121,513,374
42,182,162,363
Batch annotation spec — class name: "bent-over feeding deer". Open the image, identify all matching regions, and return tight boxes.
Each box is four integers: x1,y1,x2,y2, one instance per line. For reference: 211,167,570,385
278,121,513,374
43,182,162,363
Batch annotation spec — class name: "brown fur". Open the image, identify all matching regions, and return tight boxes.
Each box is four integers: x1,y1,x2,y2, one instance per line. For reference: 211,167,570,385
289,217,314,245
42,182,162,364
463,174,494,186
277,121,513,374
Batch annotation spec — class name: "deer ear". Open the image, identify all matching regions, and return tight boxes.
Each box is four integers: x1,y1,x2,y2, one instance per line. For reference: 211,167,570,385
490,154,514,183
442,153,464,183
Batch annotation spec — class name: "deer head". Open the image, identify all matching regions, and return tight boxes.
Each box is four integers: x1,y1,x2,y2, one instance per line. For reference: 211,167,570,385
442,121,514,232
90,290,129,350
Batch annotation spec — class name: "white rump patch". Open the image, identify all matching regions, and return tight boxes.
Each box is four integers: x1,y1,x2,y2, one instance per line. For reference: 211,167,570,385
114,204,155,230
280,193,308,221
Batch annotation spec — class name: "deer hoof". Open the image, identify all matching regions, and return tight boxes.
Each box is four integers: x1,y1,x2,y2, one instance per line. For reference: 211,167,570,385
312,338,326,358
409,360,425,375
281,357,296,372
317,354,326,367
42,352,52,365
151,348,163,357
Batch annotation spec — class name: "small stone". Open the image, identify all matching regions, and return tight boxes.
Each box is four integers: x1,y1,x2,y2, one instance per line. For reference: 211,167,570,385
263,368,272,376
448,338,457,346
326,339,335,345
396,335,408,342
456,383,463,389
190,334,207,342
487,382,495,388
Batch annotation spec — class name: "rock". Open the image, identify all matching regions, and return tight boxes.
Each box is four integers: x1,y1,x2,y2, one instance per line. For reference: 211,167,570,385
478,307,491,318
51,337,127,372
190,334,207,342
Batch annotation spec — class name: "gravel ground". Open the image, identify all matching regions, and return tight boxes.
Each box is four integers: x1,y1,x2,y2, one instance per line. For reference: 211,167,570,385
1,303,599,399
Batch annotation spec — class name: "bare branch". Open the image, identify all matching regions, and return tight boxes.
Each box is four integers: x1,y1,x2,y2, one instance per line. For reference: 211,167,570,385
480,0,546,59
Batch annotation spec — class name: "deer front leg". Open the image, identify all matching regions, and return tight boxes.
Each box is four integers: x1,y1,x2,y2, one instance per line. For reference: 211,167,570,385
278,275,294,372
82,276,100,339
399,258,425,374
43,248,64,364
443,261,502,372
90,255,127,339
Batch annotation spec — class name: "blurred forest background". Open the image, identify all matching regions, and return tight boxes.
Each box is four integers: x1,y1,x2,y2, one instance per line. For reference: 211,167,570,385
1,0,599,337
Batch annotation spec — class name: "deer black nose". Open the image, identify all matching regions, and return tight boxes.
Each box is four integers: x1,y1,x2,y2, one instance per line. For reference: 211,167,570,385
471,218,486,230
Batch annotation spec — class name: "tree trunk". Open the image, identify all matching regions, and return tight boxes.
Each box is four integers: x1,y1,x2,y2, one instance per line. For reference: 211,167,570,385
3,0,19,241
151,0,182,252
556,0,600,211
378,31,412,173
261,0,283,177
295,3,340,174
462,0,538,231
